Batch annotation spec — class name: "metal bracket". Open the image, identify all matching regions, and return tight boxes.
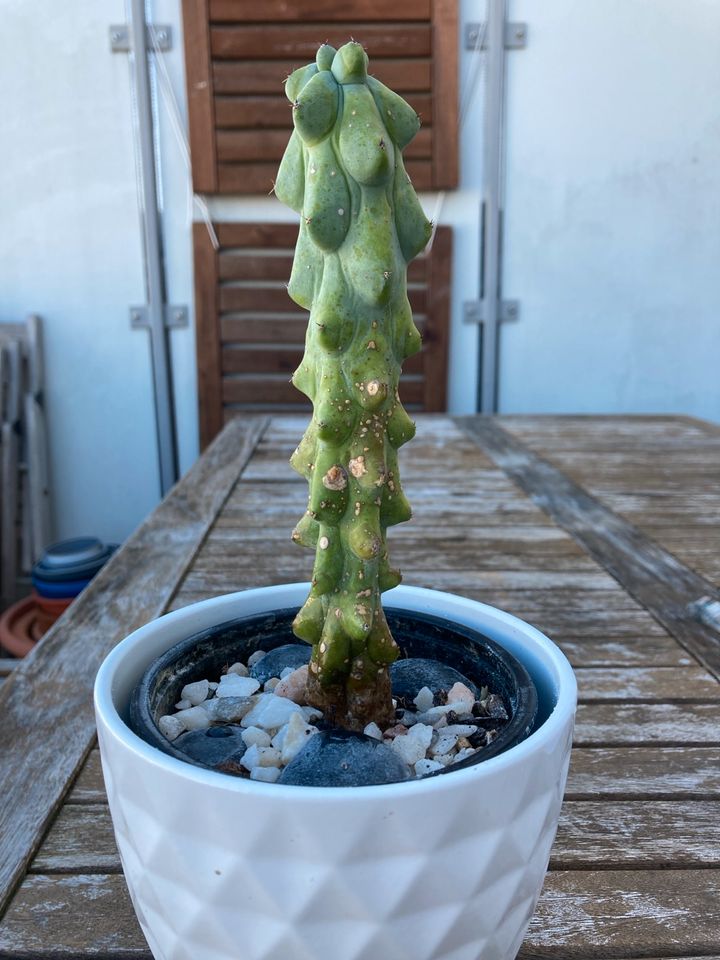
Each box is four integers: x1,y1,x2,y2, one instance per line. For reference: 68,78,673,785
130,306,188,330
110,24,172,52
464,300,520,325
465,22,527,50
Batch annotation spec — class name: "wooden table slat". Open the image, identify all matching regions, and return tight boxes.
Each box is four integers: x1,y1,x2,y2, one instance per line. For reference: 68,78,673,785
457,416,720,680
0,416,269,918
3,870,720,959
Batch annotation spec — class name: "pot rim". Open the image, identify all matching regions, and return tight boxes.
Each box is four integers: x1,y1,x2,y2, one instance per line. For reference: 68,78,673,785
94,583,577,801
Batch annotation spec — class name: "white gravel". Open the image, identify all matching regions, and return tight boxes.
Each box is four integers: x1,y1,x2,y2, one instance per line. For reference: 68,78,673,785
181,679,209,706
216,674,260,698
242,693,305,731
241,726,272,748
158,714,185,741
227,662,249,677
162,650,504,780
177,705,211,731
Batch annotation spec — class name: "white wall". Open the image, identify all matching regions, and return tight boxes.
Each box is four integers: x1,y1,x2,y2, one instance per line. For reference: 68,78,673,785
2,0,718,545
0,0,163,544
500,0,720,419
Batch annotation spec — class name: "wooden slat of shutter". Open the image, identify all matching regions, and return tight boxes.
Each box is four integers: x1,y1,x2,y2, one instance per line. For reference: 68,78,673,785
182,0,218,193
210,24,432,60
431,0,459,189
193,223,452,446
182,0,458,194
208,0,431,22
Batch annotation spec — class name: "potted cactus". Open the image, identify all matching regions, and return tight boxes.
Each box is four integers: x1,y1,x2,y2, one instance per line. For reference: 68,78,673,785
94,42,577,960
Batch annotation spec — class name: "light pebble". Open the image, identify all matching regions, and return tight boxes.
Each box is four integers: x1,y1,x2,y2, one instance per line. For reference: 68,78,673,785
177,706,210,731
227,662,249,677
443,724,478,737
174,699,191,711
279,666,296,680
390,731,427,766
203,696,257,723
407,723,434,752
280,711,318,764
242,693,305,731
158,714,185,741
208,681,219,690
275,665,309,703
264,677,280,692
446,682,476,712
453,746,478,764
397,710,417,727
363,722,382,740
415,758,444,777
430,733,459,756
413,686,434,713
433,752,455,766
271,725,287,750
241,744,282,771
217,674,260,698
181,679,209,706
251,766,281,783
416,700,471,725
241,726,272,748
247,650,266,668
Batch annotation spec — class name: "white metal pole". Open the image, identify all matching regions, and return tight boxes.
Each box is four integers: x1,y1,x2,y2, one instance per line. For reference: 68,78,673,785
479,0,507,413
129,0,179,494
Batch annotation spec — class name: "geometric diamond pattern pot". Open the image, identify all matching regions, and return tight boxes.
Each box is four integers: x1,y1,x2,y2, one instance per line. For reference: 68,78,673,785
94,584,577,960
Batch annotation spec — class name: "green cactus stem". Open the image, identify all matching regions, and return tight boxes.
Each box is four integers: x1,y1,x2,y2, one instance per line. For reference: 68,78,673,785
275,41,432,731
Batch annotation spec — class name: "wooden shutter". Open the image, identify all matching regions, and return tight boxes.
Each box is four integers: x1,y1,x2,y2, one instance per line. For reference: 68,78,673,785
182,0,458,195
193,222,452,449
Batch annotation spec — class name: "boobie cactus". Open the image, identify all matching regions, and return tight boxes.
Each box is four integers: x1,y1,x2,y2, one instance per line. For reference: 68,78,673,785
275,40,432,729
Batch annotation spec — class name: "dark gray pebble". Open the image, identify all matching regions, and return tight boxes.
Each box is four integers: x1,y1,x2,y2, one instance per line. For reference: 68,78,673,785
485,694,509,720
174,724,246,767
279,730,411,787
214,750,247,777
468,729,496,748
249,644,311,685
390,658,479,703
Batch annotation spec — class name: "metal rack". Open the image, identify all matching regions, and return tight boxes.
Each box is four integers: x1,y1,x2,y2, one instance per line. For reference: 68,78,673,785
0,315,52,610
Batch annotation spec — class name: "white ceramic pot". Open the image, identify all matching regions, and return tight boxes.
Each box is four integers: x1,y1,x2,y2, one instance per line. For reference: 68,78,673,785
94,584,576,960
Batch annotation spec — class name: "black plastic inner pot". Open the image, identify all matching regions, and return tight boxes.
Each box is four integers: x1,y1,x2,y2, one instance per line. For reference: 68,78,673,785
130,607,539,781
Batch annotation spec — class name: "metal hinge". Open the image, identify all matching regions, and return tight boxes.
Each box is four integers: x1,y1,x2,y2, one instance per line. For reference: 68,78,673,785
463,300,521,325
109,24,172,52
130,306,188,330
465,22,528,50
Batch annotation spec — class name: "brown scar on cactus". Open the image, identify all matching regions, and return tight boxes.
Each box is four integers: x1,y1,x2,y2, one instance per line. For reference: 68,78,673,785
274,39,432,730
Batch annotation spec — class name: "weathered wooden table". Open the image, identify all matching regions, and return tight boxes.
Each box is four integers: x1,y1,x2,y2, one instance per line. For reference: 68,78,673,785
1,414,719,958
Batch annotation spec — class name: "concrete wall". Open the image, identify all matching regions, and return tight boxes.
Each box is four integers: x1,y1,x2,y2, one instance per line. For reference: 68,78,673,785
500,0,720,419
1,0,718,545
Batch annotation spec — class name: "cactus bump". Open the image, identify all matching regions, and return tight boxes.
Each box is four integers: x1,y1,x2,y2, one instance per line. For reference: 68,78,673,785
275,41,432,730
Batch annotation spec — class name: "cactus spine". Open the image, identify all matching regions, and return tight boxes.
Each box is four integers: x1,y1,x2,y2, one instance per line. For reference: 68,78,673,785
275,41,432,730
